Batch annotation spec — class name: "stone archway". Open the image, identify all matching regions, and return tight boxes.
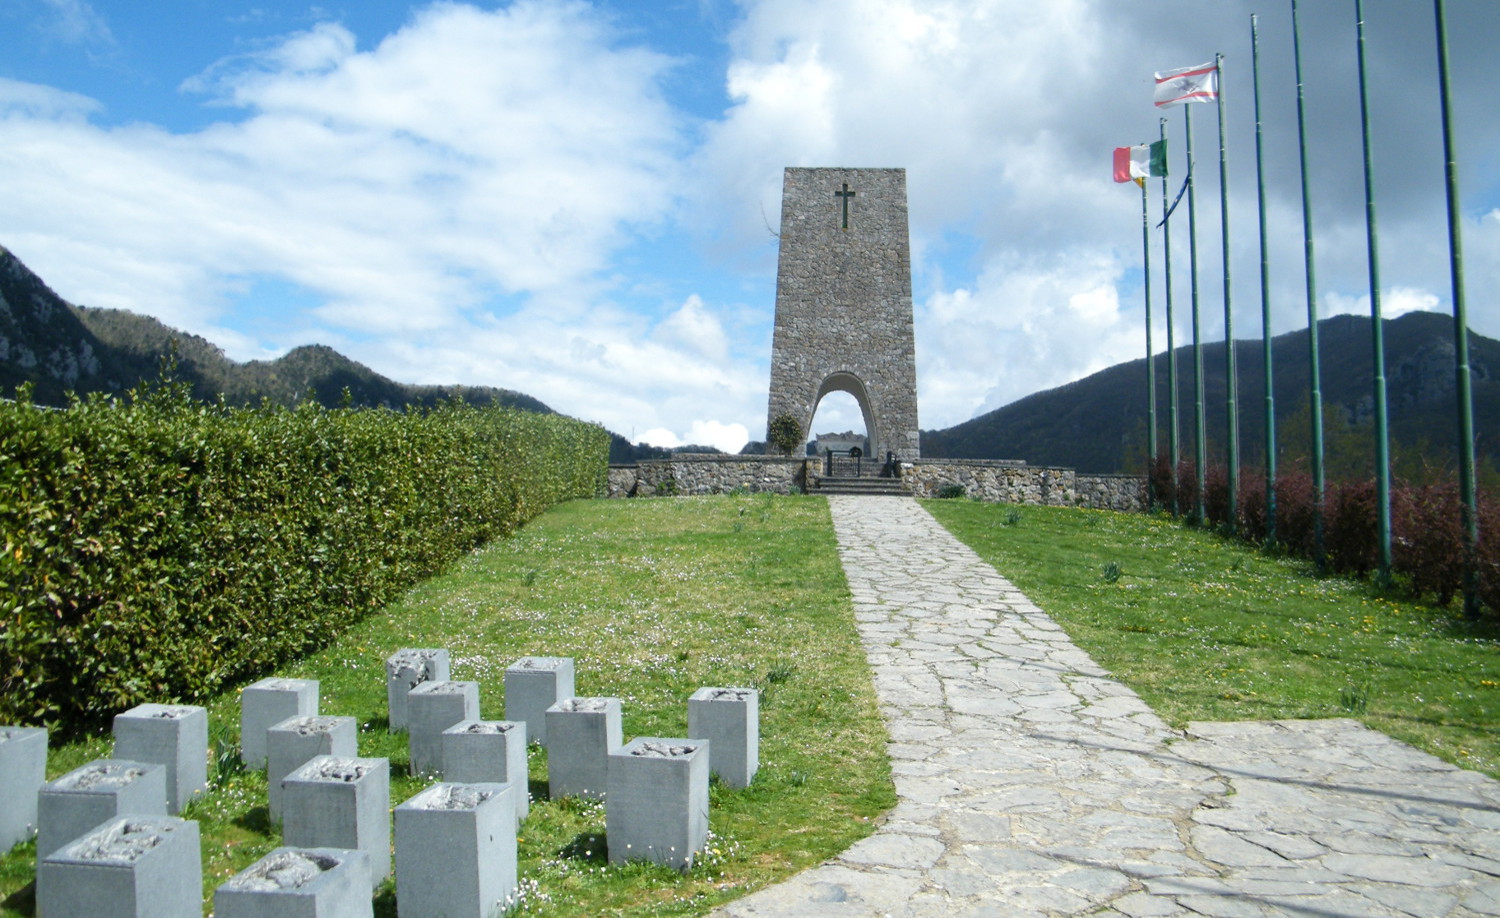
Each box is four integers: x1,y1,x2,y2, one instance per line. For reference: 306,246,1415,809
809,372,877,458
764,167,920,460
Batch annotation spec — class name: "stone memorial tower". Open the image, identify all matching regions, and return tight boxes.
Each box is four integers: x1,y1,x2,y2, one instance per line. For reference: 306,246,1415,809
765,167,920,460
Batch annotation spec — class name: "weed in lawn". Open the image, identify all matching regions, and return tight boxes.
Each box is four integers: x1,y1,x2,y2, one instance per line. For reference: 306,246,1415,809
1101,561,1122,584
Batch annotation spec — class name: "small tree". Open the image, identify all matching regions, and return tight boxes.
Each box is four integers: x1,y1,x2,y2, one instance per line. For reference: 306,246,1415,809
768,412,804,456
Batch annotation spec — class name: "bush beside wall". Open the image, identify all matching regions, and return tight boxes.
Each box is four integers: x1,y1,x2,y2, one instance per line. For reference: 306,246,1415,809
0,386,607,730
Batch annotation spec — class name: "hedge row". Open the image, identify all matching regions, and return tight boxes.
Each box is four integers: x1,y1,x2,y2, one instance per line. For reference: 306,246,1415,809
1150,457,1498,619
0,386,608,730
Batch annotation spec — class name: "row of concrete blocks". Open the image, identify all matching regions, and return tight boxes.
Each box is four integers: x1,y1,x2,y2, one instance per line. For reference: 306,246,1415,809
0,703,212,862
383,651,760,790
32,764,522,918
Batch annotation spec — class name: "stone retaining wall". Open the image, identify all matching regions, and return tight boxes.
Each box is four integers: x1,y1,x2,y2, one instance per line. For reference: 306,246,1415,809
607,455,808,498
608,455,1146,512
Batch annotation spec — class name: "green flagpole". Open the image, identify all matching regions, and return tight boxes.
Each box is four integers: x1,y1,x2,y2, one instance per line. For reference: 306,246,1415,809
1186,102,1208,525
1433,0,1480,618
1292,0,1326,566
1217,51,1238,534
1356,0,1392,584
1252,14,1277,547
1142,176,1157,502
1161,117,1181,516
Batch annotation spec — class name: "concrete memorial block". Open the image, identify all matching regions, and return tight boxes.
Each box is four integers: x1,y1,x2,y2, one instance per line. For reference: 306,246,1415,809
406,680,479,777
37,815,202,918
280,756,390,891
688,687,760,789
545,697,621,801
240,677,320,769
111,703,208,814
214,846,372,918
37,759,168,861
606,739,709,870
267,715,358,824
385,648,450,732
395,783,518,918
503,656,574,747
441,721,529,820
0,726,47,851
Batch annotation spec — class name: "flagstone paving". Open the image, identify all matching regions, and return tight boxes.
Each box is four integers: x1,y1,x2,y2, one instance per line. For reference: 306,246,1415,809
712,495,1500,918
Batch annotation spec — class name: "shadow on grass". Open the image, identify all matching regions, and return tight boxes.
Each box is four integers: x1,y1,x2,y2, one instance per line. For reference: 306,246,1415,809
1,880,34,916
234,804,272,835
557,831,608,864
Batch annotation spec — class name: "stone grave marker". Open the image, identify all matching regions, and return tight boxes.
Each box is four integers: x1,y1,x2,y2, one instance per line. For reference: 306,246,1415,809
606,739,710,870
37,759,167,861
441,720,529,820
0,726,47,851
214,846,372,918
239,677,319,769
111,703,208,814
266,715,358,824
545,697,622,801
688,687,760,789
406,680,479,777
280,755,390,891
37,815,202,918
395,783,518,918
503,656,574,747
385,648,450,732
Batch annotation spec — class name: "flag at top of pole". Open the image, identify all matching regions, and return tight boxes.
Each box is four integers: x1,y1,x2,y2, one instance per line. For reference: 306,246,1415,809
1113,141,1168,184
1154,62,1219,107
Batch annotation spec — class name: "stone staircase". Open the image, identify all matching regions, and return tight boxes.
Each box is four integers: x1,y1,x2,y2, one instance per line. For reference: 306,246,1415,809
810,475,909,497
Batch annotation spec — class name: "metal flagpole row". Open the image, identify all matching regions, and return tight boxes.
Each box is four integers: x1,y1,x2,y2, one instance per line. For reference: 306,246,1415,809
1185,103,1208,525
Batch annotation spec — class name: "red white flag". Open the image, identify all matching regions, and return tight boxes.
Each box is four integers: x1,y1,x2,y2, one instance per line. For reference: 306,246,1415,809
1153,62,1218,107
1113,145,1150,183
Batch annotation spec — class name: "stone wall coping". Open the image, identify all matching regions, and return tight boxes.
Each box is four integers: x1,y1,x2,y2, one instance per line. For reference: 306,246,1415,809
909,458,1035,469
611,455,807,469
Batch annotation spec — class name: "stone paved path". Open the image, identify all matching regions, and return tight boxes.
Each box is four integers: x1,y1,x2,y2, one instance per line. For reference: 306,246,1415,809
712,496,1500,918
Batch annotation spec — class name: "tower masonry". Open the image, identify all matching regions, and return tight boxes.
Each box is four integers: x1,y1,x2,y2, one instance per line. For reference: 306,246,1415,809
765,167,920,460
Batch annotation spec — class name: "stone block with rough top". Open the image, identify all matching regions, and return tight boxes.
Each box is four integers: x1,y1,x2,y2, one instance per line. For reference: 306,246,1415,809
441,720,529,820
503,657,574,747
240,677,319,769
395,783,518,918
111,703,208,814
214,846,372,918
37,759,168,861
267,715,358,824
0,726,47,851
406,680,479,777
688,687,759,789
545,697,622,801
385,648,450,732
37,815,202,918
606,738,709,870
280,755,390,890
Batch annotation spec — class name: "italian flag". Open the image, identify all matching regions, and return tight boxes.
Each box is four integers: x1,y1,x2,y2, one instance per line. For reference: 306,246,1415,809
1113,141,1167,183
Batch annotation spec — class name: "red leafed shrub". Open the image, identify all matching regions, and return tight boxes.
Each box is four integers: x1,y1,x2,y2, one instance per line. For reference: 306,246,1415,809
1273,468,1320,560
1238,470,1270,544
1391,481,1464,606
1479,493,1500,615
1203,463,1231,527
1324,479,1379,575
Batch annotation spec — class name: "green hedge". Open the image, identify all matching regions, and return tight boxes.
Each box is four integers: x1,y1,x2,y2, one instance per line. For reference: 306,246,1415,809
0,386,607,730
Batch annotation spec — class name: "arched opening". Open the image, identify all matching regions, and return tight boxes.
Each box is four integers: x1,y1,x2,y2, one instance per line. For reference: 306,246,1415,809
807,372,876,458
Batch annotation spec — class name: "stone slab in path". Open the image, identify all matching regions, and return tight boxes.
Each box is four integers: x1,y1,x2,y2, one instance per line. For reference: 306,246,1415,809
710,496,1500,918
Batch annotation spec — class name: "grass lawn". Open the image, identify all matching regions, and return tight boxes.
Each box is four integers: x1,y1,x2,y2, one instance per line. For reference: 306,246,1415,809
924,499,1500,780
0,494,895,917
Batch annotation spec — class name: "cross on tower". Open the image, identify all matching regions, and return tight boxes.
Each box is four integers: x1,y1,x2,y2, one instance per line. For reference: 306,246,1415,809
834,183,856,230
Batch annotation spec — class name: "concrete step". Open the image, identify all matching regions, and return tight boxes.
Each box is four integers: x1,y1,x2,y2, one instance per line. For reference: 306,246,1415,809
812,478,910,496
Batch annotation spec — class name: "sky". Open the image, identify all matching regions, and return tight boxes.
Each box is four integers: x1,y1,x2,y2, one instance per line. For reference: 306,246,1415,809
1,0,1496,453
